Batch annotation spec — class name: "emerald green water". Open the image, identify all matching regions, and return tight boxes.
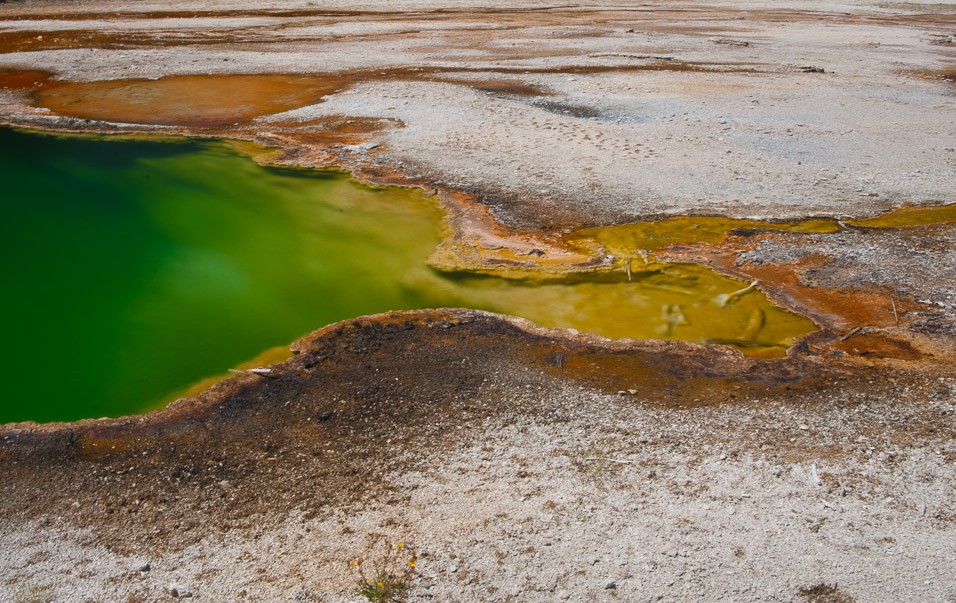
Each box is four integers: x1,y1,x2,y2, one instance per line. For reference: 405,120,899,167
0,127,814,423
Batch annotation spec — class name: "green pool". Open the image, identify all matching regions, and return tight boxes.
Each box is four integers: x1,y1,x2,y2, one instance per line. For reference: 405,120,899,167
0,128,813,423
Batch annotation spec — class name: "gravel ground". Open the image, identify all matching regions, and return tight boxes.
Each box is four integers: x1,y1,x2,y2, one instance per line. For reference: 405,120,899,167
1,311,955,603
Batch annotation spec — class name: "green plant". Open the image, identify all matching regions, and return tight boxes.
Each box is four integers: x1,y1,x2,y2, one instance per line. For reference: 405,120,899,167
351,540,417,603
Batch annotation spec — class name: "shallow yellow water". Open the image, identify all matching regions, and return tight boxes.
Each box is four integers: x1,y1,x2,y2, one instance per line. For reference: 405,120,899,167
567,204,955,259
565,215,838,259
849,204,956,228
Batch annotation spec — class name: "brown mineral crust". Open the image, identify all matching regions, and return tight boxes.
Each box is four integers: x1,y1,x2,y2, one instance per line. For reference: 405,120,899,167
0,309,855,548
829,332,922,361
555,343,828,404
909,68,956,84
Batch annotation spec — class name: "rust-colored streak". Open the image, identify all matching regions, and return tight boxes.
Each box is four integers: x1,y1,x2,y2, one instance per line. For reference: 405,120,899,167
0,30,240,54
35,74,343,127
555,346,822,405
907,68,956,86
831,333,921,360
447,78,553,98
728,256,899,331
273,117,405,145
75,435,142,459
438,62,761,77
0,27,418,54
0,69,52,89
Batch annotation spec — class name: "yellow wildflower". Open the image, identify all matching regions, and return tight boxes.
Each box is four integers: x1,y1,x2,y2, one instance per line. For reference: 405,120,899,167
377,581,384,588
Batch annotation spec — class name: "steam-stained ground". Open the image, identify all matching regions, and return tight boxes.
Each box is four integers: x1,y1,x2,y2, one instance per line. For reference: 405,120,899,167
0,0,954,601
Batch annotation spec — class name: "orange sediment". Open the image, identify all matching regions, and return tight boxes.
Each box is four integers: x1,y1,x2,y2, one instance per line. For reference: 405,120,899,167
35,74,344,127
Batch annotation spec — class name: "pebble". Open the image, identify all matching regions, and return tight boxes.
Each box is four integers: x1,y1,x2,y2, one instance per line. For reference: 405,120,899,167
168,585,193,598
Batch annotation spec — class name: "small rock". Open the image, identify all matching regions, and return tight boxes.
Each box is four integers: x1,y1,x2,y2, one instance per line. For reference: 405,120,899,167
343,142,380,154
317,411,333,422
605,581,618,590
168,585,193,598
139,562,151,573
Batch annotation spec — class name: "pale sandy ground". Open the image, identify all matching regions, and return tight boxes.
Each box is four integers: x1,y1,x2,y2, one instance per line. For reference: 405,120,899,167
2,342,955,603
1,0,954,227
0,1,955,602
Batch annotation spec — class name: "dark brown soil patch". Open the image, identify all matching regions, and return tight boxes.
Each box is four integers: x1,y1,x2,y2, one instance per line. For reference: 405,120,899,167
1,309,947,555
799,583,856,603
